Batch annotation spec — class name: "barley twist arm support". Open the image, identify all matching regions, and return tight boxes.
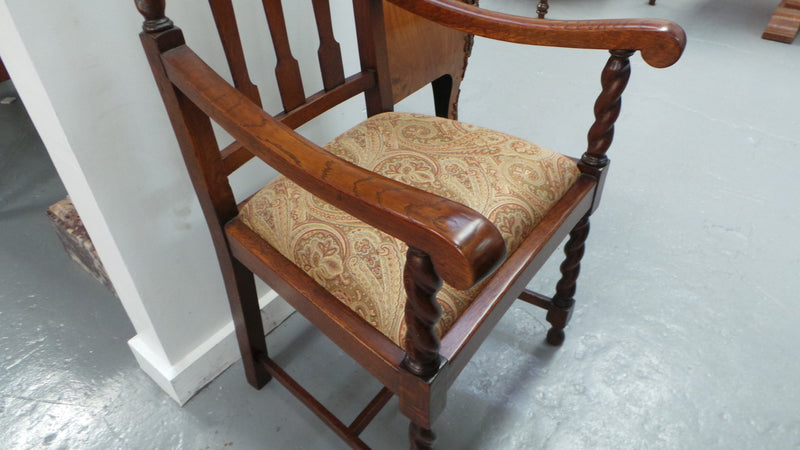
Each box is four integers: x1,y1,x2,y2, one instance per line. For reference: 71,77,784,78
581,49,634,171
402,247,444,378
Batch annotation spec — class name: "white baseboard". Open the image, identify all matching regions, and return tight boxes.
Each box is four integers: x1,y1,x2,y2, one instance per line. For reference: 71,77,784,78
128,290,294,405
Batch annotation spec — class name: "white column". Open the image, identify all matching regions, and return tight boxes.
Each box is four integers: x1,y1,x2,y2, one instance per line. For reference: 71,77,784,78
0,0,314,404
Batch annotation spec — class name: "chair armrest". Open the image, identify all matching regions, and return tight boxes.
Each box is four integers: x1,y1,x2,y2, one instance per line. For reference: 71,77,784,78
385,0,686,68
161,46,506,290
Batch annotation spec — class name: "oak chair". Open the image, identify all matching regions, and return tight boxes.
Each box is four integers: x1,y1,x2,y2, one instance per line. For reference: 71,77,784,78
134,0,685,448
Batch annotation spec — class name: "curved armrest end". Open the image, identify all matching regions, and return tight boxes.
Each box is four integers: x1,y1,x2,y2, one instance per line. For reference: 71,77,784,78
410,203,508,290
308,167,508,291
638,20,686,68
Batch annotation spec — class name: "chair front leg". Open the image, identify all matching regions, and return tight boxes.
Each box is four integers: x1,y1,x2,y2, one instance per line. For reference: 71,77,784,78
546,215,589,346
401,247,444,449
401,246,443,378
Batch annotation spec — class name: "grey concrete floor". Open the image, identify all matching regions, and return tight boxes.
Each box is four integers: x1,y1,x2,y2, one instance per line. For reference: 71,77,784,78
2,0,800,448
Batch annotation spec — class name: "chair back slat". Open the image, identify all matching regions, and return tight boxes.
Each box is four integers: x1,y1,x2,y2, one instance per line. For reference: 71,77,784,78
208,0,263,107
311,0,346,91
260,0,307,112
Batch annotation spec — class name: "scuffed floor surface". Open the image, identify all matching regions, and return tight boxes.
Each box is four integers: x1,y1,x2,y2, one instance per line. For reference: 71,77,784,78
2,0,800,447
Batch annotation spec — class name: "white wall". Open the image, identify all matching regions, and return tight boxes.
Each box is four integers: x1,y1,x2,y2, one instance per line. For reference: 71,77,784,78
0,0,371,404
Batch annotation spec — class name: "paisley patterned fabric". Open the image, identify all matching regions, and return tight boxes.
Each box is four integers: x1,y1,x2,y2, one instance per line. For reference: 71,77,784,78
238,112,580,349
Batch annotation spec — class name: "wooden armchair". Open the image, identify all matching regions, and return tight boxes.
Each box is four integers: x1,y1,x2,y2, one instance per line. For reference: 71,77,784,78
134,0,685,448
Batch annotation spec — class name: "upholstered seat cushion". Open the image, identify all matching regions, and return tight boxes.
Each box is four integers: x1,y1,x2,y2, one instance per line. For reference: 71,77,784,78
238,112,580,349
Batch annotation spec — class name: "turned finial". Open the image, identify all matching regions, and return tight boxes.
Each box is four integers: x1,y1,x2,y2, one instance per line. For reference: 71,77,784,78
135,0,173,33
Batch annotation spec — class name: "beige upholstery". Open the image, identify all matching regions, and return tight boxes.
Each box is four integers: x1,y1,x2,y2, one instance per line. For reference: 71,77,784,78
239,112,580,349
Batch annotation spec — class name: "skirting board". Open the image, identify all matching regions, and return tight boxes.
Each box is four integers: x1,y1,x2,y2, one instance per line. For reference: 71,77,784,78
129,289,294,405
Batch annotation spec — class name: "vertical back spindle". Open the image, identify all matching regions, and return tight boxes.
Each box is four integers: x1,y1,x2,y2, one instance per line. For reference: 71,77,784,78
311,0,346,91
260,0,306,112
209,0,263,107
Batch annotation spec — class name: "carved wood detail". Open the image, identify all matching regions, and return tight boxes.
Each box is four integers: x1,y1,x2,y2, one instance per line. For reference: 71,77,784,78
546,215,590,346
580,49,634,172
402,247,443,379
554,217,589,306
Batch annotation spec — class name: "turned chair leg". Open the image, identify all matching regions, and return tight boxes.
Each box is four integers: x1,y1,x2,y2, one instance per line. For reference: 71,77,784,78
546,216,590,346
402,247,442,449
409,422,436,450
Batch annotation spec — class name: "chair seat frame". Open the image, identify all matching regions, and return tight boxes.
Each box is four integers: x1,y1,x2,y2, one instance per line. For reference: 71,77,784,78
134,0,685,447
